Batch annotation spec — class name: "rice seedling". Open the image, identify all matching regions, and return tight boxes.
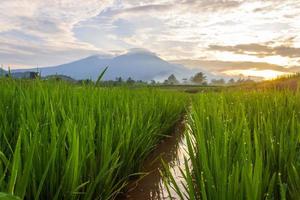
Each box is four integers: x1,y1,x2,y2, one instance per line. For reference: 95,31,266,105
163,89,300,200
0,192,21,200
0,78,186,200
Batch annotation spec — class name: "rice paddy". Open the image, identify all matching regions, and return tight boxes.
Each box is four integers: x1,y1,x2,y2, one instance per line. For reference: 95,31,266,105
1,78,300,200
163,89,300,200
0,79,186,199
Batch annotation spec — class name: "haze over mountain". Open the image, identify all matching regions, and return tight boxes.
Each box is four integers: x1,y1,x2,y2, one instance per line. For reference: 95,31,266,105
13,50,216,82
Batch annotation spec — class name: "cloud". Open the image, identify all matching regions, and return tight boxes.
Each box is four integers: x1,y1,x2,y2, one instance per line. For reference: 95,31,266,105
253,0,300,13
173,59,300,73
105,4,172,16
103,0,243,17
0,33,102,67
0,0,113,66
1,0,300,75
181,0,243,11
209,39,300,58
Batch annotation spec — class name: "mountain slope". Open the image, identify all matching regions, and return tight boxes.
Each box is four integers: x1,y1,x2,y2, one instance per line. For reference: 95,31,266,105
41,56,112,80
104,52,193,81
13,51,214,81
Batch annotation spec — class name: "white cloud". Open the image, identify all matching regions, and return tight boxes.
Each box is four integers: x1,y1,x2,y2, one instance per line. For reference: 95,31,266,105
105,0,300,65
0,0,113,66
0,0,300,71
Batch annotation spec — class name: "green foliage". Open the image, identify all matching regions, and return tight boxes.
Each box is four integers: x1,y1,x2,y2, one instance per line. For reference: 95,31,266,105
190,72,206,85
164,74,179,85
0,79,186,200
0,192,21,200
164,90,300,200
95,66,108,86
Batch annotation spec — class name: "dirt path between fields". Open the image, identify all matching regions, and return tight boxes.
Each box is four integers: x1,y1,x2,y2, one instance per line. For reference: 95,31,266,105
118,116,188,200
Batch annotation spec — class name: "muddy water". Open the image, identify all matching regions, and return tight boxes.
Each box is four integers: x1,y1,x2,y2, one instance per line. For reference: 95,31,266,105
120,118,188,200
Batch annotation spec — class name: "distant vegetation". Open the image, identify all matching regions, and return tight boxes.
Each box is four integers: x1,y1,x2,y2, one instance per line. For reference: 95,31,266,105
0,65,257,86
163,72,255,86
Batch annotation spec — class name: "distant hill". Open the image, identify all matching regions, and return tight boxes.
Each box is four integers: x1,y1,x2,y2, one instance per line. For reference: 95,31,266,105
11,71,39,79
44,74,77,83
13,51,215,82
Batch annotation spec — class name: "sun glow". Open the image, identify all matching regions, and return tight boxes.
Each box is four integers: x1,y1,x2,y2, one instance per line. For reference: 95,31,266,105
223,69,291,80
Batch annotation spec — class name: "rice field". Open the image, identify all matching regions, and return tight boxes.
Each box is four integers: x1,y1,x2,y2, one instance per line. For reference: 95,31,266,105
0,79,186,199
1,78,300,200
164,89,300,200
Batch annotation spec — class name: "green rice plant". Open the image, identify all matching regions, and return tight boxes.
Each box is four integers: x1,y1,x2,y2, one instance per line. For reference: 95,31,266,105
0,192,21,200
163,89,300,200
0,79,186,199
95,66,109,86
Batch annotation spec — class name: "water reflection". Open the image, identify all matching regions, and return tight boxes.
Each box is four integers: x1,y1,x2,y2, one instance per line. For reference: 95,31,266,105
121,119,189,200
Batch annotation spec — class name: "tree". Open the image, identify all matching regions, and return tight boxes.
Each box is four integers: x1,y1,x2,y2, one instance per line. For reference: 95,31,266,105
211,78,225,85
191,72,206,85
228,78,235,85
164,74,179,85
5,67,11,78
150,80,156,85
126,77,135,84
115,77,123,83
236,78,255,84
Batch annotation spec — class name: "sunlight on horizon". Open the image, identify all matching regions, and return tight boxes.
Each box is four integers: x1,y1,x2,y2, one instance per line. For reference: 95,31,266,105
223,69,292,80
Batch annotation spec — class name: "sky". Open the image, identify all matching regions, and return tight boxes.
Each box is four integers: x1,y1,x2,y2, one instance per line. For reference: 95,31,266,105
0,0,300,79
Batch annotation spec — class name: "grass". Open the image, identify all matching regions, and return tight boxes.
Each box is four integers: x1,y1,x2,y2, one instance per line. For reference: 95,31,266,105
0,78,186,199
2,76,300,200
163,89,300,200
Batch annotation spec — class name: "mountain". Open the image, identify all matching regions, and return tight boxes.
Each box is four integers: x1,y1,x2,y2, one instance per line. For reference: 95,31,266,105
13,50,216,82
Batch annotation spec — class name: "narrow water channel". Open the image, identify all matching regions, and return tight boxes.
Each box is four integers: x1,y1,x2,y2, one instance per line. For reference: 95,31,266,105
119,117,188,200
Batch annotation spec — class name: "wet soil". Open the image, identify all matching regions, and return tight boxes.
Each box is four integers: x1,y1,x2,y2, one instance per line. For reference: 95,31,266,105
119,117,188,200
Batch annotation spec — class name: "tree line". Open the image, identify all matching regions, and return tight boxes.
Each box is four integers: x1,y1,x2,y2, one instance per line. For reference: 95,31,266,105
163,72,254,85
